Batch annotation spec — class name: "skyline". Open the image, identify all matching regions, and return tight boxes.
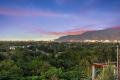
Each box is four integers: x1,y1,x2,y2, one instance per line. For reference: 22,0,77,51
0,0,120,41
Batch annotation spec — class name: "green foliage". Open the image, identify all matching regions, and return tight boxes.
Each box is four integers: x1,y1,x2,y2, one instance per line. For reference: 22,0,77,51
41,67,63,80
0,60,23,80
29,59,51,76
96,65,115,80
0,41,117,79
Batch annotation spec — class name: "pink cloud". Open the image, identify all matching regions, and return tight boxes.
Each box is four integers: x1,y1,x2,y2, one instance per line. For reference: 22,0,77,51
49,31,85,35
0,7,60,17
32,27,91,36
49,28,89,35
107,25,120,30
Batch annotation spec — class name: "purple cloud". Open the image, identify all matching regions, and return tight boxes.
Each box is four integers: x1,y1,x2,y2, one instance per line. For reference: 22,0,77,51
0,7,60,17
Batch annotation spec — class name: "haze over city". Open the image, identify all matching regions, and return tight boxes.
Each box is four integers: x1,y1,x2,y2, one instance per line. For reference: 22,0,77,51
0,0,120,41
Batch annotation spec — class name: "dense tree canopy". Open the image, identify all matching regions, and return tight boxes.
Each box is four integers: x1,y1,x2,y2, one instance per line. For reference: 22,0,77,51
0,41,118,80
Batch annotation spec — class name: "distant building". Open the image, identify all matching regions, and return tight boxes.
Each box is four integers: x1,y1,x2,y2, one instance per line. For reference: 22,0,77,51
9,46,25,50
9,46,16,50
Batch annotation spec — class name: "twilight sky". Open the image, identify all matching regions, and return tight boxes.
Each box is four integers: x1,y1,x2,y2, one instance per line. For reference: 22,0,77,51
0,0,120,41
